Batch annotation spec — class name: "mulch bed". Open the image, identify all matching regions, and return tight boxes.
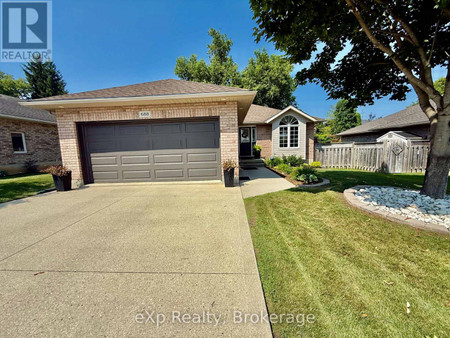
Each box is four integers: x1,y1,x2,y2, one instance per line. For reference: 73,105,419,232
267,166,323,186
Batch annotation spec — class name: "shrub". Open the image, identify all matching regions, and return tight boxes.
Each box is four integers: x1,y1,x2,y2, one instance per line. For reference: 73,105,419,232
275,163,292,174
265,156,282,168
292,165,318,180
41,165,71,177
0,170,8,177
296,174,319,184
310,161,322,168
282,154,304,167
222,159,238,171
24,160,38,173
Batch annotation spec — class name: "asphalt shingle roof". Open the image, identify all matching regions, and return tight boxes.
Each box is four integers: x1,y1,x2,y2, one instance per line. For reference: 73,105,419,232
338,104,429,136
33,79,249,101
0,94,55,123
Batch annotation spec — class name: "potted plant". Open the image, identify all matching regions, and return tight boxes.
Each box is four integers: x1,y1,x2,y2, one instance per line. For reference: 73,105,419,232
222,159,238,187
253,144,262,159
42,165,72,191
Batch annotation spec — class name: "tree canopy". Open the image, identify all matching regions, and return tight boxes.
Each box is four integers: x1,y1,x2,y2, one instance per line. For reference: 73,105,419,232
175,28,297,109
0,71,30,98
251,0,450,198
315,99,361,143
242,49,296,108
23,60,67,99
175,28,241,87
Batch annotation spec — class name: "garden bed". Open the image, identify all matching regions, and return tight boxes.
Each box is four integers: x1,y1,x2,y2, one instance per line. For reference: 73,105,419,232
267,166,329,187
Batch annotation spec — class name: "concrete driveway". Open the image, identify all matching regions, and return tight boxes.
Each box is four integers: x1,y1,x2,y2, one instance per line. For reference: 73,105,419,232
0,184,271,337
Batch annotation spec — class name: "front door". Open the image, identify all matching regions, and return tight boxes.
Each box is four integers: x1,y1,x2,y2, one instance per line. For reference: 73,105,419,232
240,127,257,157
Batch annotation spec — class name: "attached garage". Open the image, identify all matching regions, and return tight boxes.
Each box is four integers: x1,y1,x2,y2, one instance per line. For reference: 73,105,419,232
79,119,221,183
20,79,256,187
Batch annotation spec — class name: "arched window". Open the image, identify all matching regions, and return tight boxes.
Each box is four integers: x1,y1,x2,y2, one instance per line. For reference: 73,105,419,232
279,115,299,148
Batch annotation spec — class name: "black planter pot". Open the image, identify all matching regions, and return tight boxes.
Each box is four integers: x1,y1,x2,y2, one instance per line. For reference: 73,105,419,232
253,151,261,159
224,168,235,187
52,172,72,191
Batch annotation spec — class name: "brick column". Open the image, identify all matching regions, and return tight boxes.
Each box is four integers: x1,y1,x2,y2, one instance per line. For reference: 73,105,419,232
306,122,315,163
219,102,239,181
55,112,84,187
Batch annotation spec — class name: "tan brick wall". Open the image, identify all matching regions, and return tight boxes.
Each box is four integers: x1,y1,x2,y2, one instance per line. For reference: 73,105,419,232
0,118,61,174
306,122,315,163
256,124,272,159
54,101,239,186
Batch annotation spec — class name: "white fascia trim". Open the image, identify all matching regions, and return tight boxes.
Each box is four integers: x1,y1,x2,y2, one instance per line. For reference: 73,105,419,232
265,105,317,123
19,90,257,108
0,113,56,125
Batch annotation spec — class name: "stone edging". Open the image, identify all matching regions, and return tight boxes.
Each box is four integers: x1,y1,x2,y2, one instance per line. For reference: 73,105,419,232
344,185,450,235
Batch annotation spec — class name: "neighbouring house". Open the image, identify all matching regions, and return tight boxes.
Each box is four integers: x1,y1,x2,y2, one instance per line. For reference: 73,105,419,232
337,104,430,143
0,94,61,175
241,104,320,161
21,79,319,186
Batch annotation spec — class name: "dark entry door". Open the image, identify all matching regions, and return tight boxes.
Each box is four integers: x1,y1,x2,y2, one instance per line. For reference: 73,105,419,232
81,119,221,183
239,127,252,157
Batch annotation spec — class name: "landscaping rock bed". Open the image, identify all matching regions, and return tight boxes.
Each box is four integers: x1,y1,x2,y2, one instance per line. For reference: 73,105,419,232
344,185,450,234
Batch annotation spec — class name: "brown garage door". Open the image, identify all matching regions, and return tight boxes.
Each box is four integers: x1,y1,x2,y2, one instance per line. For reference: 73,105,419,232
80,119,221,183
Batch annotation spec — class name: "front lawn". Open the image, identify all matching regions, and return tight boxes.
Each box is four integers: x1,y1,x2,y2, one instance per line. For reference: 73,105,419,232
245,170,449,337
0,173,54,203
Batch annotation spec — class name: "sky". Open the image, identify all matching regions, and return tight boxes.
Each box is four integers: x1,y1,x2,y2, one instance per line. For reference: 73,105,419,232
0,0,445,119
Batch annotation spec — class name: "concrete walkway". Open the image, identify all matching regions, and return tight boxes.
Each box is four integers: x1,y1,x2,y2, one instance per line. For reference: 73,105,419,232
0,184,271,337
240,167,294,198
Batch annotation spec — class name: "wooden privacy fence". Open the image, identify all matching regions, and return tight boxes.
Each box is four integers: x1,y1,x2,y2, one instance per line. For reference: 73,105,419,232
314,140,430,173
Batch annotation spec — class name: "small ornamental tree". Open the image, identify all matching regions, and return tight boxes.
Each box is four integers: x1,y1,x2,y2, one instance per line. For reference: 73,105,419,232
251,0,450,198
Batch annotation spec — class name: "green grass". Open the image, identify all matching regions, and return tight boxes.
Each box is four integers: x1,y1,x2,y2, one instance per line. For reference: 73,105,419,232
245,170,450,337
0,173,54,203
318,168,450,194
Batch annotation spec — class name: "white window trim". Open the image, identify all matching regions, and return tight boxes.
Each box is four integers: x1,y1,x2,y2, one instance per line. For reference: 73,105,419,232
11,132,27,154
279,118,300,149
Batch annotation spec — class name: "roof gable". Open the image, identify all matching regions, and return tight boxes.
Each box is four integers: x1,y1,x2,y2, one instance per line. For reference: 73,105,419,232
265,105,319,123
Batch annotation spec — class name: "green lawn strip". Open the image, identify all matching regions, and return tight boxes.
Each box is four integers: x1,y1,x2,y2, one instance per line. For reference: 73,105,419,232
317,169,450,194
246,187,450,337
0,173,54,203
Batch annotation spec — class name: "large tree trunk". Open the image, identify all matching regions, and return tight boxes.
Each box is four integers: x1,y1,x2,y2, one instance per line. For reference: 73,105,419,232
420,104,450,199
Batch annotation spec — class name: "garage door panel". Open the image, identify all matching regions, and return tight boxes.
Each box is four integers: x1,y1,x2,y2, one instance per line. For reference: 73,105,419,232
153,154,183,164
91,156,117,165
187,152,217,163
93,171,118,181
186,134,217,148
151,123,183,134
88,141,118,153
185,122,216,133
118,125,148,135
188,168,218,178
155,169,184,179
84,119,221,183
117,136,150,151
121,155,150,165
122,170,151,179
152,137,184,150
86,125,115,138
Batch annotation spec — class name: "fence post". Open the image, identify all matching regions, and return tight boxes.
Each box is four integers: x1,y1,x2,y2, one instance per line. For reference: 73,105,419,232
350,142,355,169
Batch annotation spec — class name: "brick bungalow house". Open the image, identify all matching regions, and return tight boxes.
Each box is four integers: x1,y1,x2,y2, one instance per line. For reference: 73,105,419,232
0,94,61,174
337,104,430,143
21,79,319,186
